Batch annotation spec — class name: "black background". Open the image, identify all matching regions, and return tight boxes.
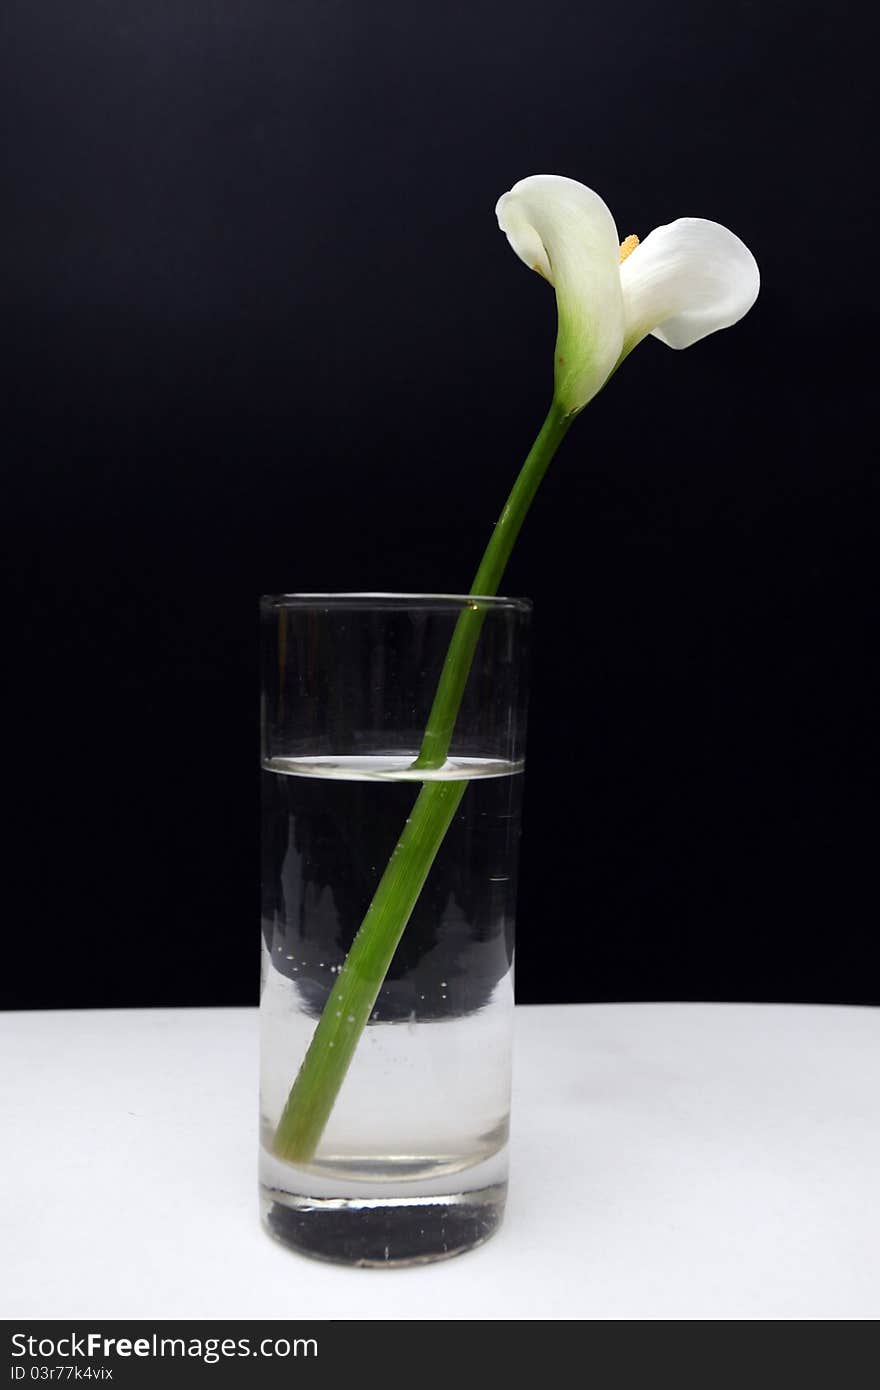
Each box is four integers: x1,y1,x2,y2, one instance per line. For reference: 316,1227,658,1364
3,0,876,1009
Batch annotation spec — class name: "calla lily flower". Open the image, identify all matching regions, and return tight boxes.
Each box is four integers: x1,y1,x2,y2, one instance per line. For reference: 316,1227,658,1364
496,174,760,416
273,174,761,1169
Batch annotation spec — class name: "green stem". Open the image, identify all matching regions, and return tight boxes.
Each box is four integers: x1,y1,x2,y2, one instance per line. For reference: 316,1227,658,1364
411,399,573,770
272,398,573,1163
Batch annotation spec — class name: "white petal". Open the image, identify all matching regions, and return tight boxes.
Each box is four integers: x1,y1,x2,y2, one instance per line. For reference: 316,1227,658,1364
496,175,625,413
619,218,759,351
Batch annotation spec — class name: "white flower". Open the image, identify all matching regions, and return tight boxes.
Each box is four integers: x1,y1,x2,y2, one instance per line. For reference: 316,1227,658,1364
496,174,760,416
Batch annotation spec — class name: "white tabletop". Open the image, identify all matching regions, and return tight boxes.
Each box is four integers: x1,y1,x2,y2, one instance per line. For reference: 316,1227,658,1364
1,1003,878,1321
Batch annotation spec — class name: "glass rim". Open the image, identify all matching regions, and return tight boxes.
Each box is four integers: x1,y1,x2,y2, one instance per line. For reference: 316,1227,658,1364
259,591,532,612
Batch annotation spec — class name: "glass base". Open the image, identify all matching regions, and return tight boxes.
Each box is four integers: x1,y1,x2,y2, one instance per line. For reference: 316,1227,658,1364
260,1183,507,1267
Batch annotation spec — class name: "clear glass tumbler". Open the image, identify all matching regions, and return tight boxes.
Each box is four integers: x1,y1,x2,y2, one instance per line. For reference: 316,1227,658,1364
259,594,530,1266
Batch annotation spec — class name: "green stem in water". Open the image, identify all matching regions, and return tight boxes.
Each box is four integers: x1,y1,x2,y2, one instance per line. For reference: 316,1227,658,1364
272,399,573,1163
273,778,466,1163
